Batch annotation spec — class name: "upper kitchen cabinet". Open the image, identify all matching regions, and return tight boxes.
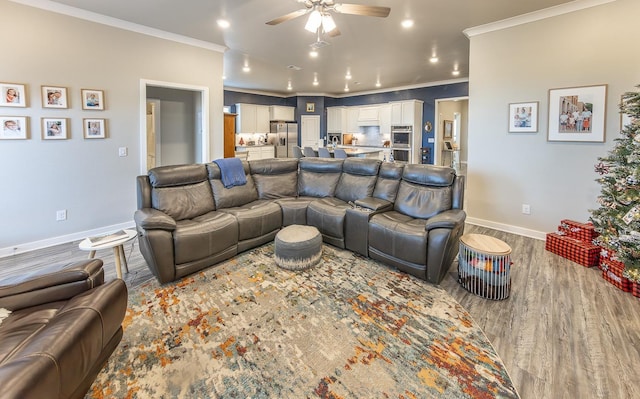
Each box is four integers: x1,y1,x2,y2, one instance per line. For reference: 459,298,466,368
390,100,422,126
236,103,270,133
269,105,295,121
357,106,380,126
347,107,359,133
327,106,347,133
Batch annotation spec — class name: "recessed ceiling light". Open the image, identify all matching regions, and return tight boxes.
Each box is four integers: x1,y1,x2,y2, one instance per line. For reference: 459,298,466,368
287,81,293,91
345,73,352,80
401,19,414,28
217,19,230,29
452,70,460,76
309,50,318,58
222,75,226,80
375,81,381,88
344,84,349,92
242,66,251,73
429,56,439,63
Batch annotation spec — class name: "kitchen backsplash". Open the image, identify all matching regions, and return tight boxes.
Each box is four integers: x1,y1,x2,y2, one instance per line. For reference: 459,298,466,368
236,133,274,146
352,126,389,147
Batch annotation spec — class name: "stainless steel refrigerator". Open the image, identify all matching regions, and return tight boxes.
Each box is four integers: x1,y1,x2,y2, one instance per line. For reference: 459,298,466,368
271,121,298,158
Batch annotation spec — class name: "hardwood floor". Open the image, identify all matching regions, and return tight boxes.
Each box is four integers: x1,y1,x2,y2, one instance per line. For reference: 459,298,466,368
1,225,638,399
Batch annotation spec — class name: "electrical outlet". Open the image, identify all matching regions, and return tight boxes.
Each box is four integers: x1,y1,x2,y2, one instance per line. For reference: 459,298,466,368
522,204,531,215
118,147,128,157
56,209,67,221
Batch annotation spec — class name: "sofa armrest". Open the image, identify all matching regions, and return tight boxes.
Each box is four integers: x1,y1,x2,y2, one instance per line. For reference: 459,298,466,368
424,209,466,231
354,197,393,212
134,208,177,231
0,259,105,311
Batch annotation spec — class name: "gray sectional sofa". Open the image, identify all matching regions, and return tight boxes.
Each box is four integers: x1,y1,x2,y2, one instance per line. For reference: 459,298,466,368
134,158,466,285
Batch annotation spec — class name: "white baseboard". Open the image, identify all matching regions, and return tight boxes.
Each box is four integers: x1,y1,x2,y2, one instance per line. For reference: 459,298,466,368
466,217,546,241
0,221,135,258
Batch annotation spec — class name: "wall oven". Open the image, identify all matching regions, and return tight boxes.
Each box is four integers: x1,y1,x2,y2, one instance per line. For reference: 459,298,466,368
392,148,410,163
391,126,411,148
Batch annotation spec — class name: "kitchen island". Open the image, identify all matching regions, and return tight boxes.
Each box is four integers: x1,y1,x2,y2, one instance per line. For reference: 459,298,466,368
334,147,383,158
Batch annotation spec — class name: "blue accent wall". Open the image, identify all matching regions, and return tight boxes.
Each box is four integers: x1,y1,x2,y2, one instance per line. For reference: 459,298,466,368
223,81,468,163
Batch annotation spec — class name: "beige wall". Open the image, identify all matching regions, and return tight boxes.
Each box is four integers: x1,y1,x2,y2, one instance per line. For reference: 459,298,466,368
0,1,223,252
466,0,640,238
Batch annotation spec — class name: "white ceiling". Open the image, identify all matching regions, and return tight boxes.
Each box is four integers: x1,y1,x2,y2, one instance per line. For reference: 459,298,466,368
46,0,574,96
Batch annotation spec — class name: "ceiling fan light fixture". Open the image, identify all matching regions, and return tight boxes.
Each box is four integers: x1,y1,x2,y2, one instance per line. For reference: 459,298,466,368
305,10,322,33
321,14,337,33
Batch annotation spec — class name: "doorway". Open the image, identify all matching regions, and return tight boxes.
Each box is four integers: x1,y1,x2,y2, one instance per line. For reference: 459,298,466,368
434,97,468,170
139,79,209,173
300,115,320,148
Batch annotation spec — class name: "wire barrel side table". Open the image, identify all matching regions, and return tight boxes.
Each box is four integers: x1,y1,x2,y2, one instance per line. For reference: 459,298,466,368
458,234,512,300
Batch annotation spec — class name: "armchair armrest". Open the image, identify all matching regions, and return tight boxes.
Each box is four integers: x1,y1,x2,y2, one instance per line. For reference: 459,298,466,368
134,208,177,231
425,209,466,231
0,259,104,311
354,197,393,212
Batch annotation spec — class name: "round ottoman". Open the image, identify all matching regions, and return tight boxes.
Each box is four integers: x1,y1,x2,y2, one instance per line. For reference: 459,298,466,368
274,225,322,270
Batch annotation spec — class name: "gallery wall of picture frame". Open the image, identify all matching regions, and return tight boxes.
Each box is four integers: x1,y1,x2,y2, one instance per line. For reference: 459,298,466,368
0,82,107,140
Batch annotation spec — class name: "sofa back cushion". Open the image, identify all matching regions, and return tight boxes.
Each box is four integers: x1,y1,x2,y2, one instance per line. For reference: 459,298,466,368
149,164,215,220
250,159,299,199
373,162,404,202
207,162,259,209
335,158,380,202
298,158,343,198
394,164,455,219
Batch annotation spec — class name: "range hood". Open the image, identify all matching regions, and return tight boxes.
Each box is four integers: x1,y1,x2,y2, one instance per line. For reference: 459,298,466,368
357,106,380,126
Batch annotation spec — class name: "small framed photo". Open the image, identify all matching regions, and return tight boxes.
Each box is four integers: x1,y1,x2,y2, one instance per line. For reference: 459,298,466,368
548,84,607,142
443,120,453,138
0,116,28,139
42,118,68,140
509,101,539,133
0,83,27,107
83,118,106,139
42,86,68,109
81,89,105,110
306,102,315,113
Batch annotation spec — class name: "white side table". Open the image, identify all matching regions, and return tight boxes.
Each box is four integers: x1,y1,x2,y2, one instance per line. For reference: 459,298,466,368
79,229,137,279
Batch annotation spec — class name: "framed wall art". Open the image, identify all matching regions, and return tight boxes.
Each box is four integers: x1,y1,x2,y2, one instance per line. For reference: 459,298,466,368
42,86,68,109
83,118,106,139
548,84,607,142
0,83,27,107
306,102,315,113
443,120,453,138
508,101,538,133
0,116,28,139
42,118,68,140
81,89,104,110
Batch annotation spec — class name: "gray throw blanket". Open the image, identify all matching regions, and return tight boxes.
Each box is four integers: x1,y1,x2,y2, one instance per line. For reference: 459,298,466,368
213,158,247,188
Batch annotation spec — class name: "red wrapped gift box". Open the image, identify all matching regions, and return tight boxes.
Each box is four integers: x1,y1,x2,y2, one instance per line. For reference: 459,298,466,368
558,219,599,243
600,257,632,292
632,282,640,298
545,232,599,267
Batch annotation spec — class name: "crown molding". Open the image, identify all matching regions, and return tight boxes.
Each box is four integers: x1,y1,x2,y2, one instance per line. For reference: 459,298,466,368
224,87,296,98
9,0,226,53
463,0,617,37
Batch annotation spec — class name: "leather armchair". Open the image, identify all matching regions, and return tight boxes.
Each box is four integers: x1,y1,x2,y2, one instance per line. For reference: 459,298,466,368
0,259,127,399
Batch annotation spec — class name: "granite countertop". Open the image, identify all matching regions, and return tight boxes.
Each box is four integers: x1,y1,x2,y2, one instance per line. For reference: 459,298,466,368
235,144,275,149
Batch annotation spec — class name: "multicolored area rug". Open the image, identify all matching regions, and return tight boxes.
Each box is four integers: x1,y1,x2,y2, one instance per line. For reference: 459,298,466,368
87,244,519,399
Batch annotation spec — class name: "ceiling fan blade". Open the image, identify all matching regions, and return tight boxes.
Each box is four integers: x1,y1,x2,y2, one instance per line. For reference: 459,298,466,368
266,9,309,25
334,4,391,18
328,27,341,37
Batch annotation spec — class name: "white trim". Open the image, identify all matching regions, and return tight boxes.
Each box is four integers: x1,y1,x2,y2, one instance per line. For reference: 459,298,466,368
9,0,226,52
434,96,469,166
463,0,617,37
223,87,295,99
0,221,135,258
139,79,210,174
466,217,546,241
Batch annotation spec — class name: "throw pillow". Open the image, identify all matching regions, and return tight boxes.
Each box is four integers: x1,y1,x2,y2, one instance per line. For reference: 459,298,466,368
0,308,11,326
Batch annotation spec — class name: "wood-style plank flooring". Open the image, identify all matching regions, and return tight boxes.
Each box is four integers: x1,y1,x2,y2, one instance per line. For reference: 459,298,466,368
1,224,638,399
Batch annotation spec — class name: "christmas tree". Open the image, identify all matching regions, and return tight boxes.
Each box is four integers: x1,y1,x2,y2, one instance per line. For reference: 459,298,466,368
590,86,640,283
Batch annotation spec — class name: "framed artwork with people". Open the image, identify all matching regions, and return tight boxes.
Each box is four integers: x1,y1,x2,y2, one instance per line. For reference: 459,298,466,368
42,85,68,109
83,118,106,139
548,84,607,142
81,89,105,110
508,101,538,133
0,83,27,107
42,118,68,140
0,116,28,139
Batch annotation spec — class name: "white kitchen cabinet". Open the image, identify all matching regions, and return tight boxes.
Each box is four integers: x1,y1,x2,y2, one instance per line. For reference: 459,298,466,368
379,104,391,136
357,106,380,125
390,102,403,125
390,100,422,126
347,107,359,133
269,106,295,121
260,145,275,159
327,107,347,133
235,103,270,133
241,145,275,161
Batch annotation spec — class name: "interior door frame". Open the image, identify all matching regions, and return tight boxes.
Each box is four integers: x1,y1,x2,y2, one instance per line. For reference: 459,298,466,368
434,96,468,166
300,115,320,148
139,79,209,174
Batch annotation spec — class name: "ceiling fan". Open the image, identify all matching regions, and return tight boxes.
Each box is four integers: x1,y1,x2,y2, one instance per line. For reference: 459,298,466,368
266,0,391,38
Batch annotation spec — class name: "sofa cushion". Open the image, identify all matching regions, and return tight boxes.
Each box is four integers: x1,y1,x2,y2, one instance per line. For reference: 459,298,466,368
219,200,282,241
207,162,259,209
307,197,351,242
250,159,299,199
173,211,238,265
149,164,208,188
373,163,405,202
368,211,428,265
151,181,215,221
394,180,453,220
298,158,343,198
334,159,380,203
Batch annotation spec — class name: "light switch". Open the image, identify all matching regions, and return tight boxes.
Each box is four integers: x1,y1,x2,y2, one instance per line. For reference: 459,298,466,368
427,138,435,143
118,147,128,157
